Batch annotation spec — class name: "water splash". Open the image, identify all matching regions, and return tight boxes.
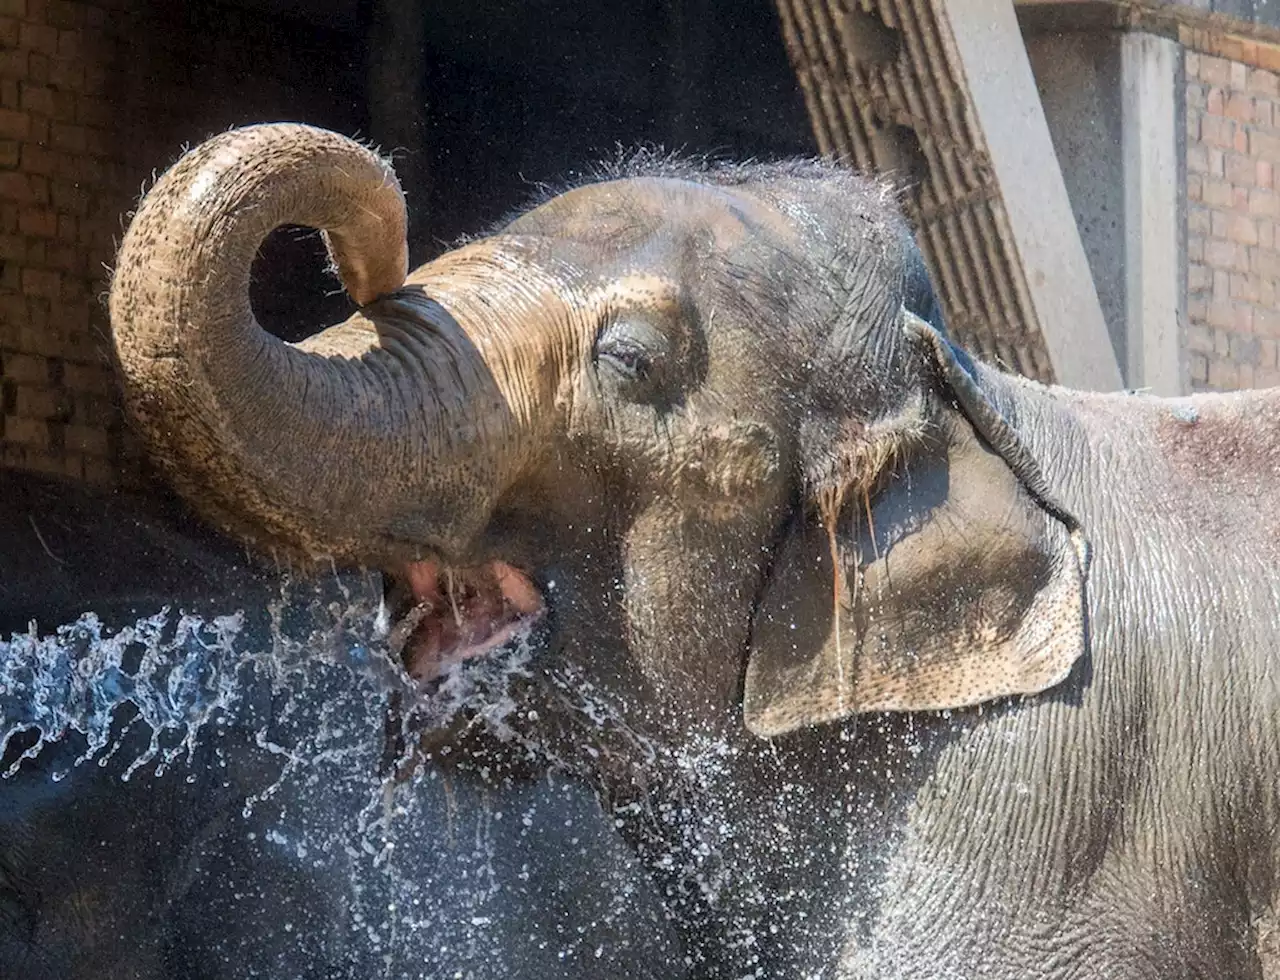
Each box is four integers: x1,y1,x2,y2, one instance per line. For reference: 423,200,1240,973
0,576,683,979
1,609,250,780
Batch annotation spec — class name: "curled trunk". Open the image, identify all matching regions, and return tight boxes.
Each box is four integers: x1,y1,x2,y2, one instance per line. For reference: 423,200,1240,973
110,123,517,565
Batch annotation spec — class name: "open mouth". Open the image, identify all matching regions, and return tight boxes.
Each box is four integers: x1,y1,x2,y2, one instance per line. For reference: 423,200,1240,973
381,560,546,683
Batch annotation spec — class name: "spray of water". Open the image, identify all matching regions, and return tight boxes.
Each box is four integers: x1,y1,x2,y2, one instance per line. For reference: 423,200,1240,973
0,576,683,979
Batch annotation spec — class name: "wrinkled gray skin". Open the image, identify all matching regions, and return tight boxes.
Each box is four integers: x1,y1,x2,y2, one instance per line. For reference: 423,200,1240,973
110,124,1280,978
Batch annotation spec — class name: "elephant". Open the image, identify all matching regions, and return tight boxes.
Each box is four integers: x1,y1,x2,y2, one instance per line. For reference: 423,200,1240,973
0,468,683,978
107,122,1280,979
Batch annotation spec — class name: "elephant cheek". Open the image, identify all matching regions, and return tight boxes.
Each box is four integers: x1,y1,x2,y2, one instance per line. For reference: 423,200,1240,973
672,419,785,521
620,501,780,723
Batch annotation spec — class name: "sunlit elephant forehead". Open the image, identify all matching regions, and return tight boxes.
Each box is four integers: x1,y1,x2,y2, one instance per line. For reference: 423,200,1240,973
505,175,801,259
589,273,685,316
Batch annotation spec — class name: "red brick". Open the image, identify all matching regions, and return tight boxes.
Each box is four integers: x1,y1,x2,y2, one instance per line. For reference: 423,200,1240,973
1202,177,1233,207
0,171,37,202
17,204,55,237
25,51,45,83
1258,366,1280,386
1206,238,1248,271
3,415,49,448
1213,267,1230,297
81,63,103,95
46,241,78,272
1201,56,1232,87
63,422,108,456
1226,91,1253,121
1208,147,1226,177
1231,332,1262,363
75,94,108,128
47,57,81,91
1262,337,1279,367
1254,99,1273,128
45,0,80,28
1209,358,1241,389
1257,307,1280,337
50,179,86,214
1229,213,1259,245
1250,129,1280,159
1259,160,1274,189
14,384,68,419
19,142,55,175
1250,188,1280,217
0,47,26,79
1231,272,1260,300
1251,68,1280,97
1189,262,1212,292
49,120,83,152
2,351,48,384
1207,87,1225,115
1188,145,1210,174
0,107,28,140
1201,114,1236,148
1190,352,1210,386
54,29,77,60
1189,235,1205,262
1226,152,1256,186
62,361,111,395
1255,248,1280,278
18,21,56,55
47,87,73,122
82,125,108,157
1187,324,1214,352
20,265,58,296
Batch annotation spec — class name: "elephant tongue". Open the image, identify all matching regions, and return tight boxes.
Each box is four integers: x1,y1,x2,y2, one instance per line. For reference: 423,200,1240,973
391,560,544,682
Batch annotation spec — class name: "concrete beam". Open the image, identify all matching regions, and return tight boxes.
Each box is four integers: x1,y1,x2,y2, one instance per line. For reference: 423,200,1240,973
1121,32,1185,396
947,0,1125,390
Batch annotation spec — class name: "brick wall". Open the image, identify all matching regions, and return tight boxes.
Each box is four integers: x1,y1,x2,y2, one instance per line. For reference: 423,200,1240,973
1186,48,1280,391
0,0,134,485
0,0,363,488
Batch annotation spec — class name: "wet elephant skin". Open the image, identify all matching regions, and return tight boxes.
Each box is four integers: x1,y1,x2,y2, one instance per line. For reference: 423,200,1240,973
107,125,1280,978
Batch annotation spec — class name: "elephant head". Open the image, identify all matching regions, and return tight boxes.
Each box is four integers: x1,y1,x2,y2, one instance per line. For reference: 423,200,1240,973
110,124,1089,747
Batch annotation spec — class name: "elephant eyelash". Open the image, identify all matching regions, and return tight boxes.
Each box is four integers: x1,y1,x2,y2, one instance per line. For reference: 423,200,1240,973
600,344,653,382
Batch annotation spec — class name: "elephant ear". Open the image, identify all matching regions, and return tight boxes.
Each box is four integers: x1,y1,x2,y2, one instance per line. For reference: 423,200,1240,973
743,313,1091,738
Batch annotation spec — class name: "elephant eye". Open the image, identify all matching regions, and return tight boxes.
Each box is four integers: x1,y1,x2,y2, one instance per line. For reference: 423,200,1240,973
595,317,669,393
600,342,652,382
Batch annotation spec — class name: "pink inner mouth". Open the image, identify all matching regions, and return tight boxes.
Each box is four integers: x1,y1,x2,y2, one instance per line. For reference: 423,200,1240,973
389,560,545,682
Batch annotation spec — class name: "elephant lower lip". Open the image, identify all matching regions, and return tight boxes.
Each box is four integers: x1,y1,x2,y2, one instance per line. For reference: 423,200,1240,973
386,559,546,683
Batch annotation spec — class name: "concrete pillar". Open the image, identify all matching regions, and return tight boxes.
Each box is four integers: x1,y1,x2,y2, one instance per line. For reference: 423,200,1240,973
948,0,1124,391
1121,32,1185,396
